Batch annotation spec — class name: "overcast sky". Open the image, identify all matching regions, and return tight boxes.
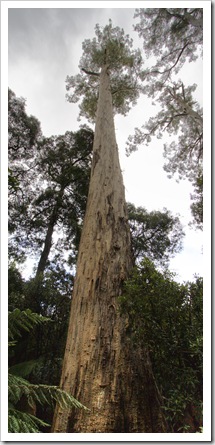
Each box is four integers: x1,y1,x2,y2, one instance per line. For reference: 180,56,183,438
8,4,204,283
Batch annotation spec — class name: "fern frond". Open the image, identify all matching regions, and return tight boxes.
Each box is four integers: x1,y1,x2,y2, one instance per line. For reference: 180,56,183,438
8,408,50,433
8,340,17,347
8,373,89,411
8,308,88,433
53,386,88,410
32,385,51,406
8,374,31,405
8,309,51,340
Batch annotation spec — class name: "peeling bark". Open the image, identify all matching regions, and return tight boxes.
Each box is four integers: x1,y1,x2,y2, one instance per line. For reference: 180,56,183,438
52,65,167,433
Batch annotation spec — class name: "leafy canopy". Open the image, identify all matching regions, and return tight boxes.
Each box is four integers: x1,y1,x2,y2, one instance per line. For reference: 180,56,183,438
8,99,94,267
65,19,144,121
127,203,184,267
127,9,203,229
127,81,203,184
8,89,42,248
134,8,203,80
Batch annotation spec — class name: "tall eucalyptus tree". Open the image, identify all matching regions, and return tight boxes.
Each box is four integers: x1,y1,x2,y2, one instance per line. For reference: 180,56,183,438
52,21,167,433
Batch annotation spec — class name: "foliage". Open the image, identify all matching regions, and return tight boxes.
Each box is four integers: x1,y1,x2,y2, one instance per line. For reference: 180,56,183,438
65,19,144,121
190,173,203,230
9,373,86,411
8,168,20,192
127,203,184,267
8,263,26,311
9,359,45,379
8,90,93,269
8,408,50,433
8,88,41,166
32,127,93,256
134,8,203,80
119,258,203,432
127,9,203,229
8,89,41,235
8,308,88,433
8,265,71,366
8,374,88,433
127,81,202,180
8,308,50,347
22,270,71,357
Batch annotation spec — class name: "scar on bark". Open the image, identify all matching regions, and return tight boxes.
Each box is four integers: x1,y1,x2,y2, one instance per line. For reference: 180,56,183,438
92,150,100,172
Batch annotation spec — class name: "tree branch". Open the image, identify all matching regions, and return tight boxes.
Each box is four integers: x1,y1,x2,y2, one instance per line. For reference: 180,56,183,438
81,68,100,77
149,41,190,77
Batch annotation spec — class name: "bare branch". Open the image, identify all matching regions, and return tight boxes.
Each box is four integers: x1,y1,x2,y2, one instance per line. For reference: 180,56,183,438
149,41,190,77
81,68,100,77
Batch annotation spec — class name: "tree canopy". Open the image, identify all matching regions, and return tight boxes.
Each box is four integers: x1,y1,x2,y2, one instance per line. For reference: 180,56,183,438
8,90,94,267
127,203,184,267
134,8,203,80
8,89,41,235
65,19,144,121
126,8,203,229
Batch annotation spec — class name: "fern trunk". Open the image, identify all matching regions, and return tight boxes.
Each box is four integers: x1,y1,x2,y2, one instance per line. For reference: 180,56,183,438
52,64,167,433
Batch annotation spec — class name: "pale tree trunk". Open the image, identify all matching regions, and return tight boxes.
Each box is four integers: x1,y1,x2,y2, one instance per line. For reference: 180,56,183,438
52,64,167,433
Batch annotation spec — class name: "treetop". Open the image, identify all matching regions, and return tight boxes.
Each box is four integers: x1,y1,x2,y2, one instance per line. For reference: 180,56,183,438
65,19,144,121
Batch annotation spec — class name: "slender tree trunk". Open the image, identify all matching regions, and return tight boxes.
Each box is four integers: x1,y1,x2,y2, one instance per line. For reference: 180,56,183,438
35,223,55,278
35,188,64,278
30,189,64,314
52,65,167,433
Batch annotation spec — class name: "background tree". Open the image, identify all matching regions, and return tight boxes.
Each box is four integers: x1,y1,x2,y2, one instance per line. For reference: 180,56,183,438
190,173,203,230
30,128,93,291
8,90,94,270
127,203,184,267
8,89,42,261
8,88,41,184
52,20,167,433
127,8,203,229
119,258,203,433
9,124,93,276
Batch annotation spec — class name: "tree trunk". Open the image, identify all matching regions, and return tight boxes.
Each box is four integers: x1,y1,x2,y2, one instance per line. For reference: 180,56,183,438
29,189,64,314
35,188,64,278
52,64,167,433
